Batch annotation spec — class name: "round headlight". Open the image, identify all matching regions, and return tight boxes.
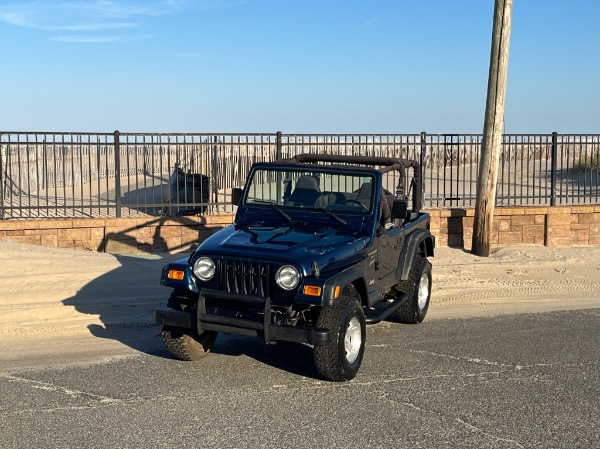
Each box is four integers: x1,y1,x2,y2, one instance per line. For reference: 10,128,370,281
193,257,215,281
276,265,300,290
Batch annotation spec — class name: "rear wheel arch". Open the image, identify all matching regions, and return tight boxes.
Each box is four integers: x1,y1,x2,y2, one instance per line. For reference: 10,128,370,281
421,236,435,258
397,229,434,281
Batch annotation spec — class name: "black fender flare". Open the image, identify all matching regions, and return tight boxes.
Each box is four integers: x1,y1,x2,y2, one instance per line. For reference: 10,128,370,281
396,228,435,281
321,266,368,307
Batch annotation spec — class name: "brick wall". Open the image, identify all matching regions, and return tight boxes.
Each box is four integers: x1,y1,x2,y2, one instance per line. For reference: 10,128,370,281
0,206,598,254
0,215,234,254
428,205,600,250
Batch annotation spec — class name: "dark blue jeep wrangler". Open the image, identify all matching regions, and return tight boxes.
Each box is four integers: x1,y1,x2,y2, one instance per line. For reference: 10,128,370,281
155,154,435,381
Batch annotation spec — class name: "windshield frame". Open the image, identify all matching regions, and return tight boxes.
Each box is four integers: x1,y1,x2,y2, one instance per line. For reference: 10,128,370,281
241,164,379,218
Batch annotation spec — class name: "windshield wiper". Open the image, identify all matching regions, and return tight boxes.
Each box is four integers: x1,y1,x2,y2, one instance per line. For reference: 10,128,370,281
313,206,348,226
249,199,291,222
271,203,291,221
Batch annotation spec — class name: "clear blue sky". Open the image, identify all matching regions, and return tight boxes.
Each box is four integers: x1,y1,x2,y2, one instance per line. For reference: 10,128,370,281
1,0,598,133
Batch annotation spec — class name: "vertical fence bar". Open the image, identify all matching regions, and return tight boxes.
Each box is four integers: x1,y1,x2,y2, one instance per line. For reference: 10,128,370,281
420,131,426,208
34,135,41,216
8,136,14,217
88,136,93,217
276,131,282,161
59,134,66,216
581,136,588,203
69,135,75,215
570,135,576,204
550,131,557,207
0,132,4,219
78,136,84,216
114,130,122,217
43,137,49,216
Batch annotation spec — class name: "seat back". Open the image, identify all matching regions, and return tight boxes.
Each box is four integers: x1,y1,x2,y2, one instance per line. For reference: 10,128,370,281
285,175,322,207
355,181,373,208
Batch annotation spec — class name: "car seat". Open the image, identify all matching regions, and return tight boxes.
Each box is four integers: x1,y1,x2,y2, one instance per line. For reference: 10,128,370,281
355,181,373,208
284,175,323,207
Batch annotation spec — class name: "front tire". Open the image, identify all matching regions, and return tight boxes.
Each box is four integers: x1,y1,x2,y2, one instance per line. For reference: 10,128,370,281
161,290,217,361
314,284,366,381
396,256,432,324
162,326,217,361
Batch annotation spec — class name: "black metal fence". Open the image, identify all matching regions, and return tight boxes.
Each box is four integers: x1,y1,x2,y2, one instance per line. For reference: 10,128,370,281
1,131,598,219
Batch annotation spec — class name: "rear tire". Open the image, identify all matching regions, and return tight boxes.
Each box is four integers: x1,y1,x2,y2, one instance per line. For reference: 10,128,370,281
314,284,366,381
395,257,432,324
161,290,217,361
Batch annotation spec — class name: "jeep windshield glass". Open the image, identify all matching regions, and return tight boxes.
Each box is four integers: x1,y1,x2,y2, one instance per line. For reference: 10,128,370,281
244,167,375,216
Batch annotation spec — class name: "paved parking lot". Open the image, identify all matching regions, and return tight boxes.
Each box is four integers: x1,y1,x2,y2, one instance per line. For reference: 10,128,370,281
1,307,599,448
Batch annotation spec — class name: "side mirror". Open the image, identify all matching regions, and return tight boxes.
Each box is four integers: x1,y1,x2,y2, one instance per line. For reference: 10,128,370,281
232,188,243,206
391,199,409,220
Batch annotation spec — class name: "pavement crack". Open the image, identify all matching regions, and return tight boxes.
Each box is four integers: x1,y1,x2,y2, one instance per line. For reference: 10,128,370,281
405,350,600,371
454,417,525,448
2,374,119,402
237,370,509,397
381,393,524,448
407,349,517,369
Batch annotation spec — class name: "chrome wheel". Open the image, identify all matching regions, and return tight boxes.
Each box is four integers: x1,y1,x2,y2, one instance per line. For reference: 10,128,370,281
417,271,430,311
344,316,362,364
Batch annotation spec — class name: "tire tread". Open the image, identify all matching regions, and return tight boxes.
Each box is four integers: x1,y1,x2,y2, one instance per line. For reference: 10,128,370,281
396,257,432,324
161,291,217,361
314,284,365,381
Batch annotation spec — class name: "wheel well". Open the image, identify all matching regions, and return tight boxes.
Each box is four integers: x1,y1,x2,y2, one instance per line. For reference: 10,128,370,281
419,237,434,258
168,289,198,309
351,278,369,307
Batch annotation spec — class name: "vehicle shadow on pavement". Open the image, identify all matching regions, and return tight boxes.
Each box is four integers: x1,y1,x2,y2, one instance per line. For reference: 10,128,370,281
211,334,321,379
61,252,322,379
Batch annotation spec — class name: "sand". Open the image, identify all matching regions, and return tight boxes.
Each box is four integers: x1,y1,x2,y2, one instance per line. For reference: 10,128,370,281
0,240,598,340
432,245,599,318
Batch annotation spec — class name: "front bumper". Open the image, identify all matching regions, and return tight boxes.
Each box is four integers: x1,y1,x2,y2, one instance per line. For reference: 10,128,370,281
155,288,331,346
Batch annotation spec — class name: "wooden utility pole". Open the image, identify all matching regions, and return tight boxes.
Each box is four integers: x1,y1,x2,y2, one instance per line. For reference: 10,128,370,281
472,0,513,256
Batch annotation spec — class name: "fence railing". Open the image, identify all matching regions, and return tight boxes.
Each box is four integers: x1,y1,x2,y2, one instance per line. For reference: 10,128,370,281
1,131,598,219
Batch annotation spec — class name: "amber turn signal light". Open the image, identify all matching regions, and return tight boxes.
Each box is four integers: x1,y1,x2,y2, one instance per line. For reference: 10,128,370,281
167,269,185,281
303,285,322,297
334,285,341,298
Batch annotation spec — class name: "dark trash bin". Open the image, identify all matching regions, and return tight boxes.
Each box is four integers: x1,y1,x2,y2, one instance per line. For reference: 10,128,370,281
163,167,210,216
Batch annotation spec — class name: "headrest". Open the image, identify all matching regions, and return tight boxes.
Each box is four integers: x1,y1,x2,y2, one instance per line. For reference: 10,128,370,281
295,175,320,191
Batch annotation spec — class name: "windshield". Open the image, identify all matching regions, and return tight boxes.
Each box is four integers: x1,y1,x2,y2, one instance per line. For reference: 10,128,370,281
244,167,376,216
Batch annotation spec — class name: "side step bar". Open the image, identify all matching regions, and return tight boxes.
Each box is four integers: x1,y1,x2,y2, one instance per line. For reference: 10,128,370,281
365,293,408,324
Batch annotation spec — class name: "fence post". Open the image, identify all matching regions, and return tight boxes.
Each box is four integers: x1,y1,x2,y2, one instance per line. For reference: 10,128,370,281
0,132,4,219
420,131,426,209
114,130,122,218
276,131,282,160
550,131,557,207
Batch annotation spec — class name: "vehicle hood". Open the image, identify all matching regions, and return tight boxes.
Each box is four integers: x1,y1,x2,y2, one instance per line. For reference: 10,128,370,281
199,221,371,275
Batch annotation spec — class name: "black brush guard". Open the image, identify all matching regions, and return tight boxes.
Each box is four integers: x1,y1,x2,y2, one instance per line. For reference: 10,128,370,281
155,288,331,346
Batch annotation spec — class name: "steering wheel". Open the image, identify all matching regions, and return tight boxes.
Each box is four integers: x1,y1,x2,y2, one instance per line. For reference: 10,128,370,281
341,199,369,212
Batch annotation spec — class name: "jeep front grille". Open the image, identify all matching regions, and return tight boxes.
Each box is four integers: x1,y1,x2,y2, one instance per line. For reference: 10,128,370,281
216,258,272,297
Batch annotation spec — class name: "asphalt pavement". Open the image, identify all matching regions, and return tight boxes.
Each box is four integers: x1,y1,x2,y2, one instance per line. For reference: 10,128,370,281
1,308,599,449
